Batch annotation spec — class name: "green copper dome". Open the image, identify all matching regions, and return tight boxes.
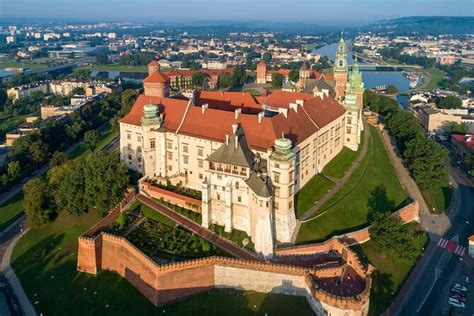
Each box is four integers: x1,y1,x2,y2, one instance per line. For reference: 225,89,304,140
141,103,162,126
271,135,295,162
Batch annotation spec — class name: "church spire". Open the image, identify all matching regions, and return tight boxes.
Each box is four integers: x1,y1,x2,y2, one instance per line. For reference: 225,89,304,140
335,33,347,72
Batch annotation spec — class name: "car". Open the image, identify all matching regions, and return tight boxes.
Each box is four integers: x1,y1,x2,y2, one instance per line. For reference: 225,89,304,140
447,299,465,309
450,288,466,297
453,284,467,292
450,293,467,303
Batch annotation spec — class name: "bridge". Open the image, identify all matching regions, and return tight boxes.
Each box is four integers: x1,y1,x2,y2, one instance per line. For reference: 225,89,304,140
348,51,422,70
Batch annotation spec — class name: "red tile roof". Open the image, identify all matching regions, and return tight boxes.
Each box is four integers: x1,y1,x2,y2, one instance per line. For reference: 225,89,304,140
120,91,345,151
264,90,315,109
195,91,262,113
148,60,160,66
143,71,170,84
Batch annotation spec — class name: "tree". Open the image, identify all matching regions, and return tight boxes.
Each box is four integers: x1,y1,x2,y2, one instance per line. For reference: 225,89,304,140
218,73,233,88
49,151,68,168
385,85,398,94
444,122,469,135
369,212,418,262
262,52,272,63
96,54,108,65
120,89,138,116
191,73,206,88
23,178,54,227
83,130,99,152
29,141,49,164
73,69,92,80
271,73,284,88
231,66,246,87
403,135,449,190
7,161,20,180
437,96,463,109
289,69,299,82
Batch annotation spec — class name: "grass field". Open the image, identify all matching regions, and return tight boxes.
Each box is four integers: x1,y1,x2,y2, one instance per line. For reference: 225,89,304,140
322,132,364,179
12,207,314,315
0,191,24,231
351,223,429,315
0,61,46,69
294,175,335,218
86,64,148,73
423,68,446,91
422,185,452,214
297,126,408,243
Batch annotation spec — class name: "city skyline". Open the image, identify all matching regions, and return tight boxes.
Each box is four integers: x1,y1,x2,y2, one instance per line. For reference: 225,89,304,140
1,0,473,24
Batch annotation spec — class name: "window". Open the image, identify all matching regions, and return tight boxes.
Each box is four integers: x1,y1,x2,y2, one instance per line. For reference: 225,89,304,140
274,201,279,210
198,147,203,156
198,159,203,168
167,152,173,160
289,172,294,182
183,144,189,153
150,139,156,149
347,117,352,125
168,165,172,171
237,196,242,203
167,141,172,149
199,173,203,179
137,135,142,142
138,156,142,163
127,133,131,140
289,201,293,209
217,193,221,200
235,181,239,189
128,154,132,160
137,146,142,153
274,186,280,197
274,162,280,168
346,127,352,134
183,156,189,164
289,185,294,195
274,172,280,184
127,143,131,150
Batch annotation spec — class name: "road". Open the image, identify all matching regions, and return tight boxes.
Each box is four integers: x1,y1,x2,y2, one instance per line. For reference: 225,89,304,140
394,165,474,315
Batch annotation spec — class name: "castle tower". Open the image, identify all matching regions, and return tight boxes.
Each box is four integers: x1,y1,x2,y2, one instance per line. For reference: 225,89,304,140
299,61,310,89
148,60,160,75
140,102,163,177
343,57,365,151
269,135,296,243
256,61,267,84
143,70,170,98
334,33,348,101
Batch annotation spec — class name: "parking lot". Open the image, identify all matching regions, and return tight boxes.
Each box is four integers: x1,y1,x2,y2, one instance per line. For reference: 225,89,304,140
441,257,474,315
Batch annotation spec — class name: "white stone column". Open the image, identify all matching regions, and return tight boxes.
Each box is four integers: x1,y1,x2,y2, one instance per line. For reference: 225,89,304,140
224,183,232,233
201,181,211,228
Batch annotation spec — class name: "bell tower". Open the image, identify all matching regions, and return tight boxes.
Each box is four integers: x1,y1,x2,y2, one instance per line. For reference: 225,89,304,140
334,33,348,101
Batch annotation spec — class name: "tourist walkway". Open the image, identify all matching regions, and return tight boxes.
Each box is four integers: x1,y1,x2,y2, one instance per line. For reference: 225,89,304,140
136,194,260,261
298,121,371,222
377,127,430,215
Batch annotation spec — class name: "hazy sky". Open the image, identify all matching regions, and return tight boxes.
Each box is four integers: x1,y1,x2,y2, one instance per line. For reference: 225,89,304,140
1,0,473,24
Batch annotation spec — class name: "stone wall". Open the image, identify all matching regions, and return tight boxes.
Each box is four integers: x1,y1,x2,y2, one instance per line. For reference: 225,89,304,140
141,181,201,212
77,232,370,315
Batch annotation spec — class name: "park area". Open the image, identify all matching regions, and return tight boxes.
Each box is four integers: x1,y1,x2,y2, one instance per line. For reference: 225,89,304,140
297,126,409,243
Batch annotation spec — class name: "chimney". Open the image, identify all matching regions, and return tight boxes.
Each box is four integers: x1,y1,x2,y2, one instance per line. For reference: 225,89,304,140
235,108,241,119
235,135,238,149
322,89,329,97
201,103,208,114
258,111,265,123
225,134,229,145
316,92,324,99
232,123,238,134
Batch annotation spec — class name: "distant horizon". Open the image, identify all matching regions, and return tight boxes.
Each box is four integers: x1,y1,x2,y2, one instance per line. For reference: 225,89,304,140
1,0,473,25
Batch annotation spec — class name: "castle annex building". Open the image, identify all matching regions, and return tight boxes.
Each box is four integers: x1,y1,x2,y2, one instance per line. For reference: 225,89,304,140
119,37,364,257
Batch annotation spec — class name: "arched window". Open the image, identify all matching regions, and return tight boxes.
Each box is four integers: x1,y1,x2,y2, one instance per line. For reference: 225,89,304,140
339,60,343,67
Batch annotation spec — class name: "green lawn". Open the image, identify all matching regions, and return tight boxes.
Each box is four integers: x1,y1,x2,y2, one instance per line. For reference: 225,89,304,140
351,223,429,316
0,61,46,69
0,191,24,231
422,184,452,214
68,123,118,159
294,175,335,218
12,206,314,315
297,126,408,243
423,68,446,91
129,200,176,227
322,133,363,179
86,64,148,73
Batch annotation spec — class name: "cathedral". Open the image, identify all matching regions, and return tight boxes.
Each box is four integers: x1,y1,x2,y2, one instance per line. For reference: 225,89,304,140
119,36,364,257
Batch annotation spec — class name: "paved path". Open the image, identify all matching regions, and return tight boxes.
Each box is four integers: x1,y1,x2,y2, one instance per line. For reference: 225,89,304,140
0,215,36,316
298,121,370,222
137,194,260,261
377,126,430,215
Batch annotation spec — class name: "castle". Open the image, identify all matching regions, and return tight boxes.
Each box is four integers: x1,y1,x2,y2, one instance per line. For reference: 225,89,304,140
119,36,364,257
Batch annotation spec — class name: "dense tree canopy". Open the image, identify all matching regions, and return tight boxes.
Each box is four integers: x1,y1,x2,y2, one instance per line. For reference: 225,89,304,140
436,96,463,109
271,73,284,88
23,178,54,227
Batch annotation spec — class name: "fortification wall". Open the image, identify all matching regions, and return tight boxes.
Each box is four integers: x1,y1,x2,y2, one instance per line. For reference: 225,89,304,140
77,232,370,315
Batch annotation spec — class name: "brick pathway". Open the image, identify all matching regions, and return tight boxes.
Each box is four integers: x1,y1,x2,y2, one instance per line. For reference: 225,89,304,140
298,121,371,222
136,194,260,261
